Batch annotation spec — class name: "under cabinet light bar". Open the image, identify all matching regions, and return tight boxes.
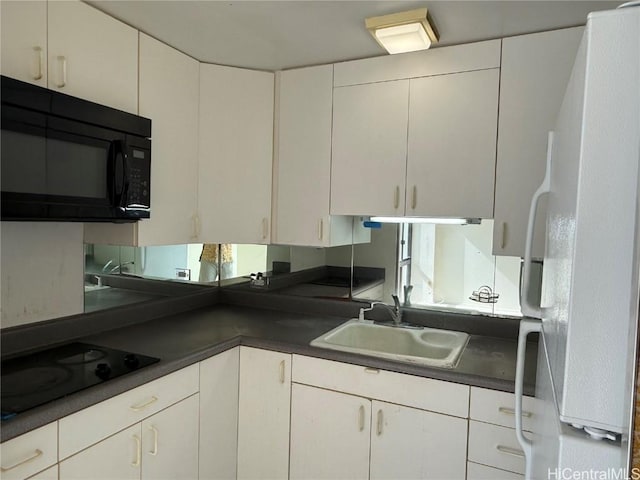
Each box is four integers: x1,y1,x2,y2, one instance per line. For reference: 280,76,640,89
370,217,481,225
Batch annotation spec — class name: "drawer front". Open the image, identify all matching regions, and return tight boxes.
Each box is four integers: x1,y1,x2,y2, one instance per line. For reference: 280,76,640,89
467,461,524,480
468,420,525,475
59,363,199,460
470,387,536,431
292,355,469,418
1,423,58,480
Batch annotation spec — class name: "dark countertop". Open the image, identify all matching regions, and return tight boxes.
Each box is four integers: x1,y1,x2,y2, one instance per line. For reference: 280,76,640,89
1,291,536,443
84,287,167,312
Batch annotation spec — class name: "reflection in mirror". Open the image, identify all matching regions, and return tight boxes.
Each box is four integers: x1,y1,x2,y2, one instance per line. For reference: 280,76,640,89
84,243,208,313
352,220,522,317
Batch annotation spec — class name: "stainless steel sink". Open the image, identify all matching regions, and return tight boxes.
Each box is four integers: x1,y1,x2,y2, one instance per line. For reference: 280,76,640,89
310,319,470,368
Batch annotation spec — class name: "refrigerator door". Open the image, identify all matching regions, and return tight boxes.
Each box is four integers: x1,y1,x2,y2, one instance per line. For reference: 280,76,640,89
539,7,640,433
530,335,622,480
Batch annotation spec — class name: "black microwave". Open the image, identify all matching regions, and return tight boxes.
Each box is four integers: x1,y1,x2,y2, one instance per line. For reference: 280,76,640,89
1,75,151,222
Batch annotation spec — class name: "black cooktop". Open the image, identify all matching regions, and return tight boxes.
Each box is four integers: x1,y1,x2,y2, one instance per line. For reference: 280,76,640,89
1,342,159,420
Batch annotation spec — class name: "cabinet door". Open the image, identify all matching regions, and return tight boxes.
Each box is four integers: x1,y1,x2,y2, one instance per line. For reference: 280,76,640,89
493,27,583,257
199,65,274,244
370,401,467,480
275,65,354,247
47,1,138,114
59,424,141,480
237,347,291,480
0,0,47,86
141,394,199,480
199,348,240,480
137,33,199,246
331,80,409,217
407,69,499,219
26,465,58,480
290,384,370,480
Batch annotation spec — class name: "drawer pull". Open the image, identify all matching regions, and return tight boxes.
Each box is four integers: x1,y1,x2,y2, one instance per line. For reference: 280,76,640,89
499,406,532,418
394,186,400,209
149,425,159,456
376,410,384,436
0,449,43,472
279,360,286,384
364,367,380,374
358,405,365,432
411,185,417,210
130,396,158,411
132,435,141,467
496,445,525,458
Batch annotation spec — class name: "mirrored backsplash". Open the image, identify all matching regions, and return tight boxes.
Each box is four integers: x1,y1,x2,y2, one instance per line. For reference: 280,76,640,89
85,219,527,317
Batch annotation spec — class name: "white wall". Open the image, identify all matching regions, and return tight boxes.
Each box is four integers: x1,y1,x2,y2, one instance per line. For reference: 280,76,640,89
1,222,84,328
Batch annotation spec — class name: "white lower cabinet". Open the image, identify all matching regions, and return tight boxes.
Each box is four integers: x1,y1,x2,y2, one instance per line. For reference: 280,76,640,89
370,400,467,480
59,424,141,480
467,387,535,478
291,355,470,480
466,462,523,480
0,422,58,480
290,384,371,480
26,465,58,480
199,347,240,480
59,394,199,480
237,347,291,480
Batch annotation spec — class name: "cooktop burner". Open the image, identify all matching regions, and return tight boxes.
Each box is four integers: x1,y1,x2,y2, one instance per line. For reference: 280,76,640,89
1,342,159,420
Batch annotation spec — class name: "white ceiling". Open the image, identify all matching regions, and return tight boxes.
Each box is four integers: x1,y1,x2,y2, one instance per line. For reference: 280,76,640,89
88,0,621,71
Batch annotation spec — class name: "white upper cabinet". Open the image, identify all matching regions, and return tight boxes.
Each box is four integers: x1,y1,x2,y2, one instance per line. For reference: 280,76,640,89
0,0,47,87
493,27,584,257
406,69,499,218
84,33,200,246
275,65,358,247
330,40,501,219
331,80,410,217
137,33,199,245
199,64,274,244
47,0,138,114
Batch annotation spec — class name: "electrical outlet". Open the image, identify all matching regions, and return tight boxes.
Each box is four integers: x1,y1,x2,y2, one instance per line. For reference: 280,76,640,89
175,268,191,281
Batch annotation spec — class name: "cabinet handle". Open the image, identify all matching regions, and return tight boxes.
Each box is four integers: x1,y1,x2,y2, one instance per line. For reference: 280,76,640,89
500,222,508,249
33,46,43,80
496,445,525,458
364,367,380,374
0,449,43,472
130,396,158,412
376,409,384,436
279,360,285,384
318,218,324,241
56,55,67,88
411,185,417,210
393,186,400,209
262,217,269,240
499,406,532,418
192,214,201,239
132,435,141,467
358,405,365,432
148,425,159,456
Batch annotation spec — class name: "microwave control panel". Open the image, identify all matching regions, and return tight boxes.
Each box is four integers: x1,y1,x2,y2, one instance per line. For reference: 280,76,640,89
126,146,151,211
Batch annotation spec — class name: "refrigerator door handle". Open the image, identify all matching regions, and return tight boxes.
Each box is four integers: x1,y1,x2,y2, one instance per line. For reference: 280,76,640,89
521,131,554,318
515,317,542,479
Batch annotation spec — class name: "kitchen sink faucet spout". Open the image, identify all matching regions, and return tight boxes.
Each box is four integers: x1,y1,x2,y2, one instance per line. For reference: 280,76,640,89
358,295,403,326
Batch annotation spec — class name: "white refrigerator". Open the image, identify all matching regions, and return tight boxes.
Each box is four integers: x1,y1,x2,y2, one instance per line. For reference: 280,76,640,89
515,4,640,479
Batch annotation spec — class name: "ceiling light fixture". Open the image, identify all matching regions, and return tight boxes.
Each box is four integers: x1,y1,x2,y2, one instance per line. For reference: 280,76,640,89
365,8,439,55
370,217,481,225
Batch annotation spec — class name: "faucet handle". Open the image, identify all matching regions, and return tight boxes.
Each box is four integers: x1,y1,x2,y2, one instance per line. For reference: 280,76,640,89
391,294,401,311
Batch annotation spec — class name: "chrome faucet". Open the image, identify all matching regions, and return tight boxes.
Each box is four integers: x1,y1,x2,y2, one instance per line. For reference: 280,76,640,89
359,294,403,326
106,261,134,274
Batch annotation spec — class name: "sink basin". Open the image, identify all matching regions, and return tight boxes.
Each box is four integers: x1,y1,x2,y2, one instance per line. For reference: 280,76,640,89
310,319,470,368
